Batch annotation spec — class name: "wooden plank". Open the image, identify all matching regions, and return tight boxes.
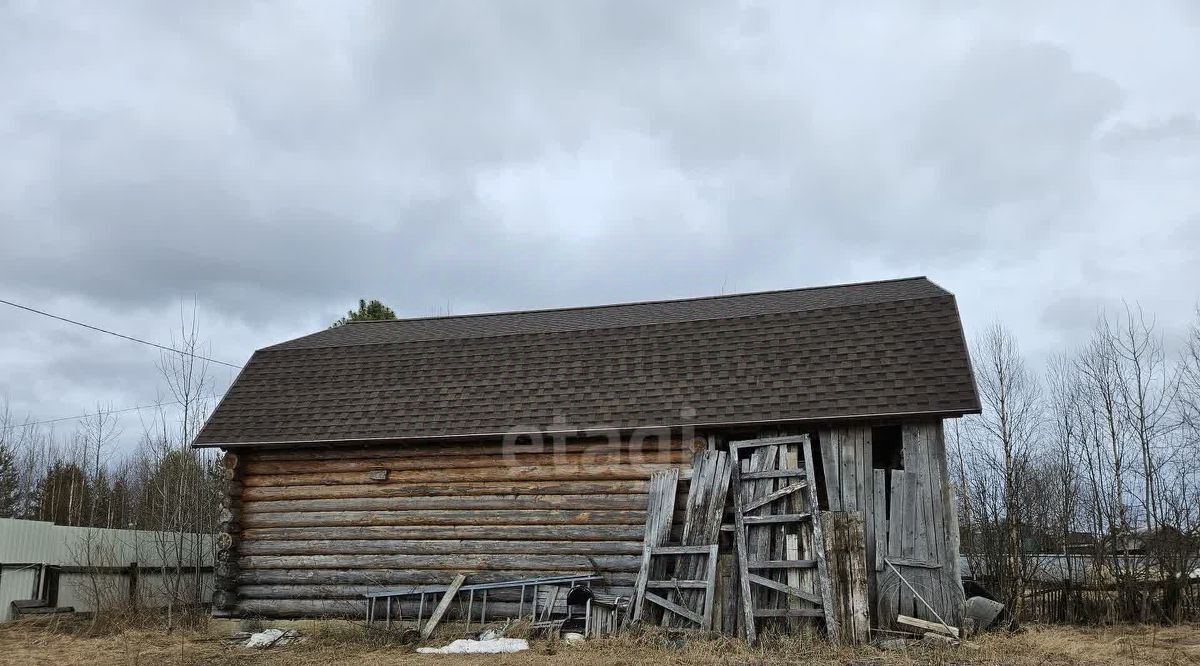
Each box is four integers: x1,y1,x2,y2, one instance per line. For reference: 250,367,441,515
903,422,936,622
742,513,810,525
861,428,876,622
821,512,870,645
740,470,805,481
805,435,838,641
702,543,719,630
919,422,947,620
747,559,817,570
933,421,966,626
645,580,707,589
743,482,807,513
730,460,757,643
840,427,857,512
897,613,959,638
754,608,825,618
628,469,679,625
902,465,918,561
890,470,913,618
746,573,822,605
912,424,936,563
873,470,888,573
923,424,944,564
643,592,703,626
819,428,841,511
651,545,713,555
421,573,467,638
782,444,802,630
885,557,941,569
727,435,810,448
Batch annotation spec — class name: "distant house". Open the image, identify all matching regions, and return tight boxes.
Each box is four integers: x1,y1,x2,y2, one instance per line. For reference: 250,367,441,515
193,277,979,631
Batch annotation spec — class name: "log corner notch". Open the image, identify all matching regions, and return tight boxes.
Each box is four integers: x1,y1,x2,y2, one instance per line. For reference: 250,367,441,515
214,450,242,611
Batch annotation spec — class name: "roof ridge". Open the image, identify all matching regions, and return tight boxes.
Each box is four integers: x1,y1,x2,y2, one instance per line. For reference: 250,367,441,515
259,288,953,354
336,275,933,327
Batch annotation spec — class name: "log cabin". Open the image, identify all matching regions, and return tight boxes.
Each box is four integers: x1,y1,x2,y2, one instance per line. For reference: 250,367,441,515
193,276,980,632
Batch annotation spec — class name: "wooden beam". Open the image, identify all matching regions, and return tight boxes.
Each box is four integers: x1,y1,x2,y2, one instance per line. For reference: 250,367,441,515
650,544,713,555
897,614,959,638
740,470,806,481
730,463,757,644
746,573,822,605
727,435,810,448
645,580,707,589
746,559,817,570
742,513,810,525
643,592,703,626
742,482,808,512
805,436,839,641
420,573,467,638
753,608,825,618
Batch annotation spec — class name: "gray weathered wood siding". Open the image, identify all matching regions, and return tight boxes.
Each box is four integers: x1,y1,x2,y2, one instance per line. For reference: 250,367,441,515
216,437,694,618
819,419,963,628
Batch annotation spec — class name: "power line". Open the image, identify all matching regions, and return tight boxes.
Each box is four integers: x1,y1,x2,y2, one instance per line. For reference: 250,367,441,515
1,396,224,430
0,298,243,369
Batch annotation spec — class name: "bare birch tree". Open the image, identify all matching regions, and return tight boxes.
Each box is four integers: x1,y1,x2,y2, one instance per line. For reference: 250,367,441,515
968,323,1043,618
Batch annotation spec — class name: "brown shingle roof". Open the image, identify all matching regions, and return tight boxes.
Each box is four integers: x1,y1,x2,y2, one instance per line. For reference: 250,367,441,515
193,277,979,447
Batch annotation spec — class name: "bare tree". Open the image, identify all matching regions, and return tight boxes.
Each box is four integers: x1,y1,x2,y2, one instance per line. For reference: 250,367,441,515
1075,315,1137,593
1045,355,1086,578
143,301,221,629
966,323,1043,618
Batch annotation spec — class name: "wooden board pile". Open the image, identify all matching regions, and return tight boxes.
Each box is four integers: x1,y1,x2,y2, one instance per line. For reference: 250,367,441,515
628,435,870,645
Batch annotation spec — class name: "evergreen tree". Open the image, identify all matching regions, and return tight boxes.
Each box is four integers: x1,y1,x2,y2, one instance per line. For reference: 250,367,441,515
0,439,18,518
331,299,397,327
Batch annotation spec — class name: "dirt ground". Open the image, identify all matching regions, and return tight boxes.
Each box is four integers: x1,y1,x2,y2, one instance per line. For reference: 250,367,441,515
1,617,1197,666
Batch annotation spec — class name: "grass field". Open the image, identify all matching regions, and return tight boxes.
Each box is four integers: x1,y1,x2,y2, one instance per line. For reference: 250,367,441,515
1,617,1197,665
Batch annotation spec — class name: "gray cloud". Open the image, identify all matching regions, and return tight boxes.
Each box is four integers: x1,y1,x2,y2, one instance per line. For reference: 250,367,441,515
1,1,1198,450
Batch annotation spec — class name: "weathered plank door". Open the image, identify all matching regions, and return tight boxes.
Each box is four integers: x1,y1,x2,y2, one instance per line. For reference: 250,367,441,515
876,422,963,628
730,435,836,644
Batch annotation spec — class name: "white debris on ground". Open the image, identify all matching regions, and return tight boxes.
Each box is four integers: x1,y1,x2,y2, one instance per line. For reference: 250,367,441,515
416,638,530,654
242,628,301,648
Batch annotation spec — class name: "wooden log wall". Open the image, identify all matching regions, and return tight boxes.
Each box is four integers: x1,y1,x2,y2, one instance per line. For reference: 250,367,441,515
819,419,964,629
223,437,695,619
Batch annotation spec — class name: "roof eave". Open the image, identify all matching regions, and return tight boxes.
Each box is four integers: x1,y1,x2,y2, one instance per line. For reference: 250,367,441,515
192,406,982,449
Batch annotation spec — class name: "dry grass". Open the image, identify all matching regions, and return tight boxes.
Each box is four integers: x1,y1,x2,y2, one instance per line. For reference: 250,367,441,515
1,616,1197,666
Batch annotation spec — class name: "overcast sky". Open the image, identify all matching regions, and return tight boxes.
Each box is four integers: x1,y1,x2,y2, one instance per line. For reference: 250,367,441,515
2,2,1198,451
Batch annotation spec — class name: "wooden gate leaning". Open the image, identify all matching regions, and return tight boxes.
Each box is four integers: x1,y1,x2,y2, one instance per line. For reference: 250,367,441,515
730,435,836,644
